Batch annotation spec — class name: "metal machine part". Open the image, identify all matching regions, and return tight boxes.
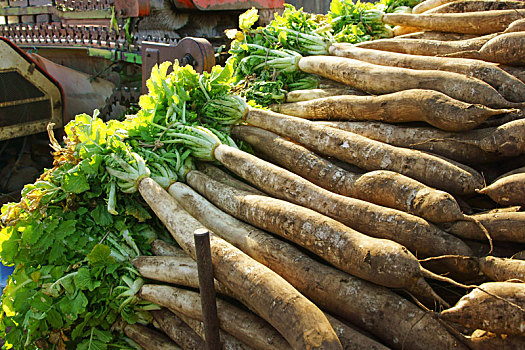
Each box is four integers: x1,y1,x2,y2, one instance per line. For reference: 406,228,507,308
141,37,215,93
0,36,63,141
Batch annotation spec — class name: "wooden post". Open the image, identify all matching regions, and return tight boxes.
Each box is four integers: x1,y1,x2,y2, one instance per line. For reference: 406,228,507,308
194,228,221,350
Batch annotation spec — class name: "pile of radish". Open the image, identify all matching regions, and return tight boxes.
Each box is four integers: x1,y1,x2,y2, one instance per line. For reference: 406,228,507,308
127,1,525,347
2,0,525,349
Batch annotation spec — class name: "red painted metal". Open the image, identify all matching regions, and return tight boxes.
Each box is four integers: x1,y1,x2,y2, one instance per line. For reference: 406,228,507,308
170,0,196,9
170,0,284,10
114,0,151,18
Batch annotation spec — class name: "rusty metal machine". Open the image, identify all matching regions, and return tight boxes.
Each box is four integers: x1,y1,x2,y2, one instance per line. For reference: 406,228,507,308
0,0,284,202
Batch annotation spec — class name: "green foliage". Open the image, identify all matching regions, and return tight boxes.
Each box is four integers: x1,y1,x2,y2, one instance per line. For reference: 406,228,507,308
0,113,163,349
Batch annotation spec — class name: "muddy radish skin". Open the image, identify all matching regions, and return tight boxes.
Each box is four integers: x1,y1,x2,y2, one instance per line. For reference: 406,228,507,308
132,255,233,295
412,0,456,13
329,44,525,103
446,32,525,66
479,32,525,66
138,241,387,350
478,173,525,206
445,212,525,243
324,314,389,350
185,171,449,303
172,179,468,350
426,0,525,13
275,90,514,131
123,323,181,350
479,256,525,282
297,55,517,108
381,10,525,34
285,88,367,102
150,239,187,257
505,18,525,33
232,125,463,223
172,310,253,350
397,31,478,41
196,162,264,195
137,178,342,350
209,143,475,273
467,329,525,350
440,282,525,335
244,108,485,195
151,309,206,350
355,35,497,56
318,119,525,165
139,285,291,350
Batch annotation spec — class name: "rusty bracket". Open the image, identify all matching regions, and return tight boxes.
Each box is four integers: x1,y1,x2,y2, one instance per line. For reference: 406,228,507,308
141,37,215,94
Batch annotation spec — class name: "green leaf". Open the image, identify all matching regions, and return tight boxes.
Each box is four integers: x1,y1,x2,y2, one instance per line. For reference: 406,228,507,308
62,171,90,194
1,239,20,264
56,219,77,239
46,308,63,329
78,338,108,350
48,242,66,265
60,290,88,321
60,274,75,295
30,292,53,312
74,268,101,292
87,244,113,266
92,328,113,342
124,201,151,222
90,205,113,227
79,154,104,175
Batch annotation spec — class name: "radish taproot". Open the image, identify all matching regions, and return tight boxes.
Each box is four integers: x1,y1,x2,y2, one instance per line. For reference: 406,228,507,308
196,162,264,195
412,0,456,13
426,0,525,13
137,178,342,350
295,55,517,108
440,282,525,335
444,32,525,66
172,310,253,350
285,87,367,102
274,90,515,130
151,309,206,350
444,212,525,243
150,239,186,257
479,256,525,282
324,314,390,350
355,35,497,56
329,44,525,102
132,255,232,296
203,99,485,195
232,125,464,223
139,285,291,350
170,179,468,350
381,10,525,34
184,170,455,302
504,18,525,33
319,119,525,165
123,323,181,350
478,173,525,206
397,31,478,40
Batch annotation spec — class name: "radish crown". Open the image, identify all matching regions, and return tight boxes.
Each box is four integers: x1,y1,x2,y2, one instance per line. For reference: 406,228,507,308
202,95,250,125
